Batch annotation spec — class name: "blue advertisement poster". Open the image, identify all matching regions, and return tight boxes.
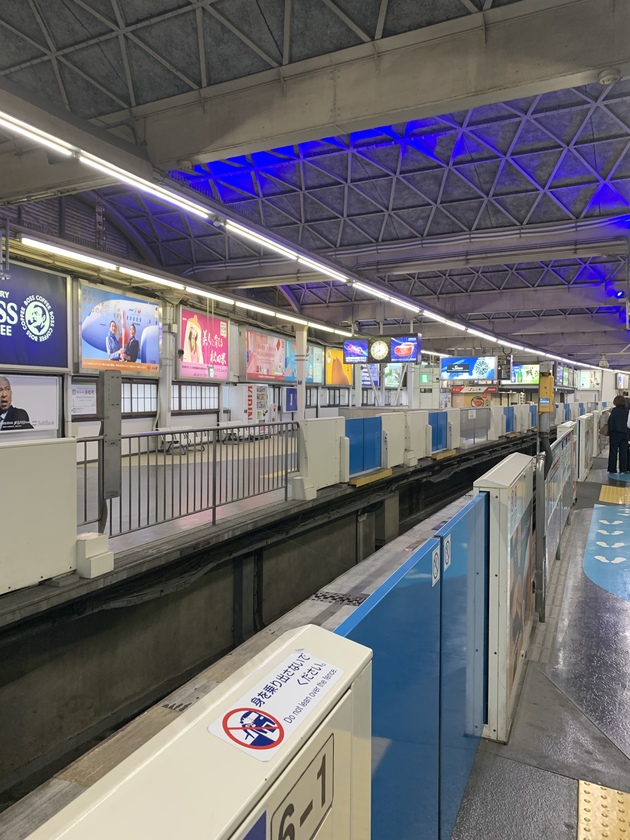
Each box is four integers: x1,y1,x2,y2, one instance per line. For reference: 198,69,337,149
343,339,369,364
440,356,497,381
361,364,380,386
0,262,68,369
80,283,161,375
391,335,420,363
284,342,320,383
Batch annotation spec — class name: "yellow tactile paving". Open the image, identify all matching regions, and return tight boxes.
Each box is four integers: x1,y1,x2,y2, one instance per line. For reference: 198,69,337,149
599,486,630,504
578,780,630,838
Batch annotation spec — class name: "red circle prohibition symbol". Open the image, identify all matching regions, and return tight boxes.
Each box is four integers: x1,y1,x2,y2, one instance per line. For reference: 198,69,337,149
222,707,285,750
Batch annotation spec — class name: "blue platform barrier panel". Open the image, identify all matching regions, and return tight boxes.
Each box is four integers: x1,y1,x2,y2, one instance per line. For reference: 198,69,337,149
436,494,488,839
345,417,383,475
429,411,448,452
503,406,515,433
336,492,489,840
337,539,441,839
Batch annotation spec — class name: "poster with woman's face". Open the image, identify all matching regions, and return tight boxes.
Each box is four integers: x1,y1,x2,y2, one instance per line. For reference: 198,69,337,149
179,309,229,380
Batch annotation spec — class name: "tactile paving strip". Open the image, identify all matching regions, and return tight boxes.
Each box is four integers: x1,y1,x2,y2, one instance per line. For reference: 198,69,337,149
578,780,630,838
599,486,630,504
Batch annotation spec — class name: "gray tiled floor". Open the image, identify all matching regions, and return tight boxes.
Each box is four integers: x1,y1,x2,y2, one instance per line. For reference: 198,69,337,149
453,454,630,839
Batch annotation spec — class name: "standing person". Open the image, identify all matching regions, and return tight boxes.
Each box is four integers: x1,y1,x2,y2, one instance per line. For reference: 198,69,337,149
607,394,629,474
123,323,139,363
106,320,123,361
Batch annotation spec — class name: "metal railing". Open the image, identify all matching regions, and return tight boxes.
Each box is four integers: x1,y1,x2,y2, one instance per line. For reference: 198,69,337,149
77,422,300,537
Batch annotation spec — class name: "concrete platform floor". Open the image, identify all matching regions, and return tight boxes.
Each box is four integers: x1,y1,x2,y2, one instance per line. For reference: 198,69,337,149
452,455,630,840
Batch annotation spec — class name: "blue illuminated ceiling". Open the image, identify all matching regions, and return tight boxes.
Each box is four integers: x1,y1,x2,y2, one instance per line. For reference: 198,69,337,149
175,83,630,250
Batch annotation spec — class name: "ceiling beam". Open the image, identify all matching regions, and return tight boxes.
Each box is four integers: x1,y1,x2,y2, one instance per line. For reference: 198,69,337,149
93,0,630,168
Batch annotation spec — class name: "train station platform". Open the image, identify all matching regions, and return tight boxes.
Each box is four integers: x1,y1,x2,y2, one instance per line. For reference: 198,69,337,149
2,431,629,839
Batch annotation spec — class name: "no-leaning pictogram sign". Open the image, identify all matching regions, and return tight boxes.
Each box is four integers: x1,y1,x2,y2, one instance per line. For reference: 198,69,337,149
222,708,285,750
209,650,344,761
432,546,441,587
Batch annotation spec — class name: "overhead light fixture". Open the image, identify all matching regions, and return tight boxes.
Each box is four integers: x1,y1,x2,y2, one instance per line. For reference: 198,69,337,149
389,297,421,313
334,328,354,337
234,301,276,316
467,328,497,342
20,236,118,271
78,154,210,219
446,321,467,331
185,286,235,305
307,322,336,334
117,267,185,290
225,220,299,261
0,111,73,157
422,312,448,324
276,313,309,326
297,256,348,283
353,281,391,302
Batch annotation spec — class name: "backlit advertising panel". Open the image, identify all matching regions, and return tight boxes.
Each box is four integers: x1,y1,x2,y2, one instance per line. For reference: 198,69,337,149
80,283,161,375
361,364,380,386
390,335,420,363
440,356,497,381
325,347,353,387
285,342,324,383
343,339,368,364
0,373,59,433
0,262,68,369
576,370,602,389
246,329,285,380
555,363,564,386
384,363,404,389
511,364,539,385
179,308,228,380
617,373,629,390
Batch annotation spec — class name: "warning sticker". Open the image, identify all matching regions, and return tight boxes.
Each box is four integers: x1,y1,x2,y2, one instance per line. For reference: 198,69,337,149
209,650,344,761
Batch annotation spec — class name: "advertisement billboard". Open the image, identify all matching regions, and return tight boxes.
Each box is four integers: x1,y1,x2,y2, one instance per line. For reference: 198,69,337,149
384,363,405,389
555,363,564,386
80,283,161,375
576,369,602,389
617,373,629,391
440,356,497,381
0,373,59,433
361,364,380,386
511,364,539,385
245,330,286,380
343,339,368,364
390,335,420,363
179,308,229,380
284,343,325,383
0,262,68,370
325,348,353,387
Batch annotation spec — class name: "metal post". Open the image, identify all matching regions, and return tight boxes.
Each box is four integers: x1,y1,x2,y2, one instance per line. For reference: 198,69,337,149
535,452,547,622
96,370,122,533
295,325,307,421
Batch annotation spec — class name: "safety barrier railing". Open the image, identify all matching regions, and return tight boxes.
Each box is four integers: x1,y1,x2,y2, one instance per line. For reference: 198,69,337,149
535,423,577,622
77,422,299,536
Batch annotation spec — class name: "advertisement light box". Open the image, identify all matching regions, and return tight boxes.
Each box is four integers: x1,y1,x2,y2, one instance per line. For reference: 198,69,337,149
511,364,540,385
440,356,497,381
343,339,368,364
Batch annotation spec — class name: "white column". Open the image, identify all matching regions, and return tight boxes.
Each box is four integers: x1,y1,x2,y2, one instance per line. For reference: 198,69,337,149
157,301,176,428
295,326,308,421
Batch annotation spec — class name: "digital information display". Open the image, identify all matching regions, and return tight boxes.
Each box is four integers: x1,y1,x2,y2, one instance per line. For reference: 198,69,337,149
343,339,368,364
511,364,540,385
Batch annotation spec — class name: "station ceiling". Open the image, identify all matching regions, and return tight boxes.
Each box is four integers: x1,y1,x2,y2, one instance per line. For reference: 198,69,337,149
1,0,629,366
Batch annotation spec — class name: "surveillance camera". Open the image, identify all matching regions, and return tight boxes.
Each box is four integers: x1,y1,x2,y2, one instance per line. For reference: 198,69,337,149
177,348,184,358
599,355,609,369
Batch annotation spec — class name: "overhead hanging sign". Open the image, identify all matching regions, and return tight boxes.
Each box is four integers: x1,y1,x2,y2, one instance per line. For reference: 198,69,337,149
80,283,161,375
0,262,68,370
390,335,420,363
440,356,497,382
179,308,229,380
343,339,369,364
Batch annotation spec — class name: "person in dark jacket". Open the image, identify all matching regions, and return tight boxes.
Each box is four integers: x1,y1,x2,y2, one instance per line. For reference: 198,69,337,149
607,394,629,474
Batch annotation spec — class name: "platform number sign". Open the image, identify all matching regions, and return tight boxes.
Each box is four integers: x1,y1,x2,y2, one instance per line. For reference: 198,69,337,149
432,546,441,587
272,735,334,840
444,533,451,572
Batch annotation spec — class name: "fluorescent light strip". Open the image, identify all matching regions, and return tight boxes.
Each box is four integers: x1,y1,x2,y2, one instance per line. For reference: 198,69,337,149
307,322,336,334
225,220,298,261
275,313,309,326
79,155,209,219
185,286,235,305
389,297,421,313
118,267,184,290
334,329,354,337
0,113,73,157
422,312,448,323
297,256,348,283
20,236,118,271
234,301,276,316
353,281,391,302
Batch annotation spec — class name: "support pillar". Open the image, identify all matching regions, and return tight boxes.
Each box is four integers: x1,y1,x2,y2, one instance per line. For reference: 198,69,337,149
295,326,307,421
